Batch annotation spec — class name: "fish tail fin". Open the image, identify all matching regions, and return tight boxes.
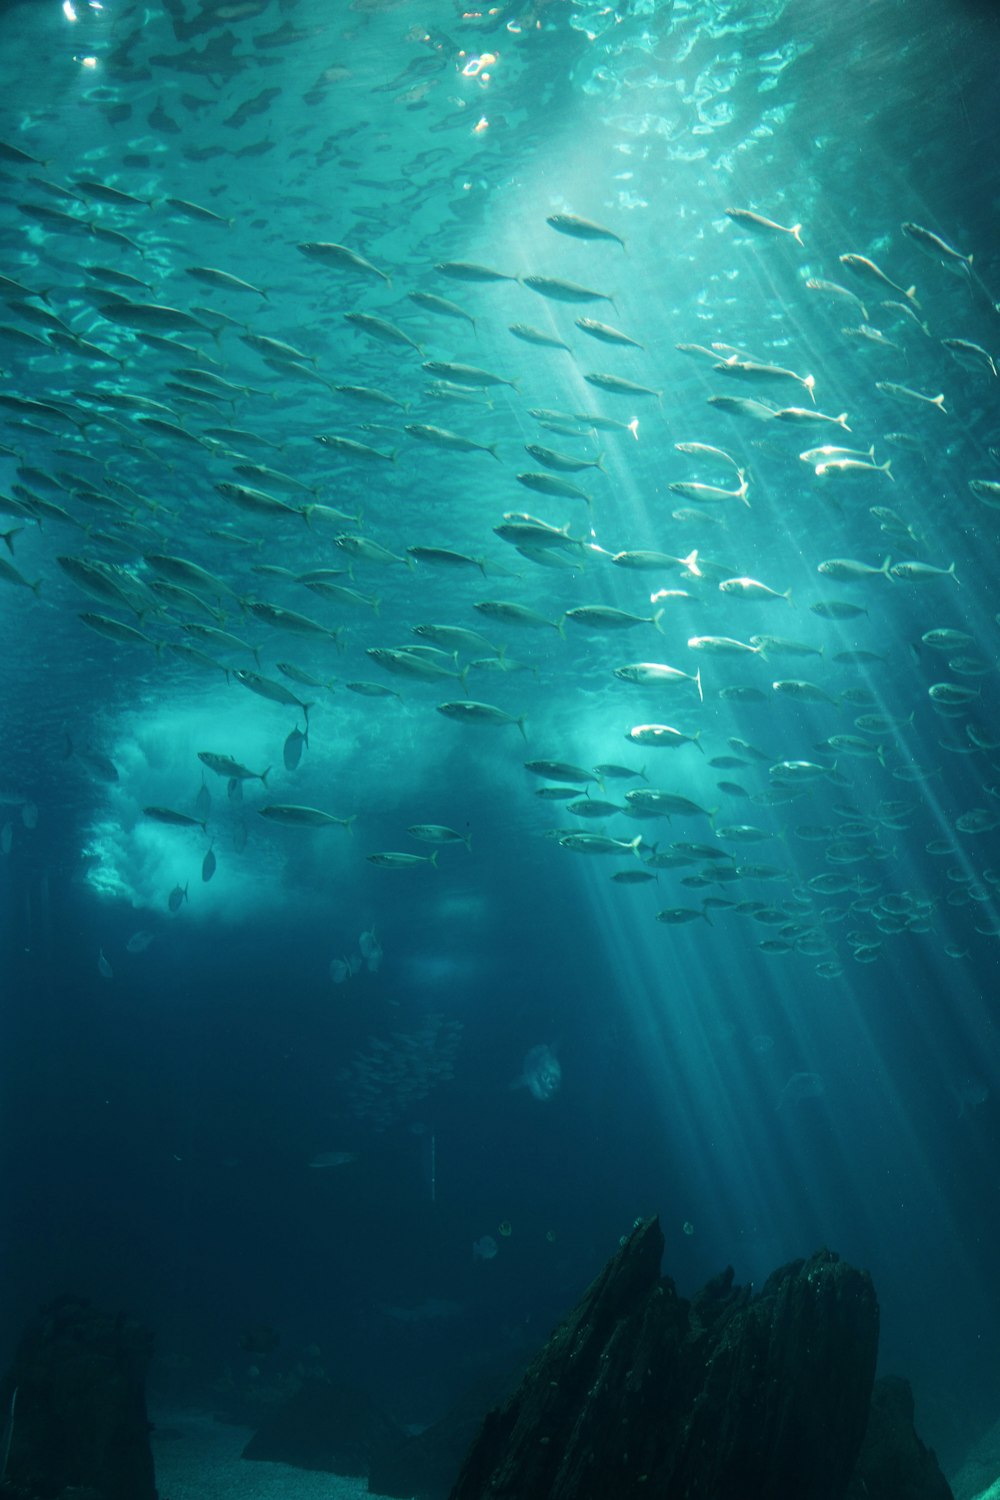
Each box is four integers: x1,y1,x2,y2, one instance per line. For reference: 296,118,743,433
906,286,921,308
701,901,714,925
30,578,42,597
464,832,473,852
344,815,357,835
629,836,643,859
935,395,948,413
837,413,851,430
694,667,703,703
1,527,22,555
881,555,892,577
261,767,271,786
516,715,528,742
791,224,804,247
949,562,961,586
556,615,567,638
430,849,439,868
303,702,315,725
371,596,381,617
784,588,794,607
694,730,704,755
804,374,816,404
652,608,666,635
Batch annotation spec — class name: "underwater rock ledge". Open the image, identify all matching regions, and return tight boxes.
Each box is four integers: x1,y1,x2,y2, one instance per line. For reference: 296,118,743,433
444,1215,885,1500
0,1293,156,1500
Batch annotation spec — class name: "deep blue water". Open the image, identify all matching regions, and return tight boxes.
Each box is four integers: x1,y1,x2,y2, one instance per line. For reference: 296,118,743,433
1,0,999,1473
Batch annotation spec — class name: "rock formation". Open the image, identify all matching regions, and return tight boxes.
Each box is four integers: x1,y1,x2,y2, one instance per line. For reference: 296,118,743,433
447,1215,880,1500
0,1294,156,1500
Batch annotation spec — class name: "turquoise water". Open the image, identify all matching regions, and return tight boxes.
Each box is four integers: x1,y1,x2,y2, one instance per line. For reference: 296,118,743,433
0,0,998,1468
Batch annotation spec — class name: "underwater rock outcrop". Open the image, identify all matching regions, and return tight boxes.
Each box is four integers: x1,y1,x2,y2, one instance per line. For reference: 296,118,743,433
446,1215,880,1500
0,1294,156,1500
845,1375,955,1500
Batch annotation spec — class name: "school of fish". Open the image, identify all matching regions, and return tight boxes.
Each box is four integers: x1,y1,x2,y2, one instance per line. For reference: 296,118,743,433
1,0,998,993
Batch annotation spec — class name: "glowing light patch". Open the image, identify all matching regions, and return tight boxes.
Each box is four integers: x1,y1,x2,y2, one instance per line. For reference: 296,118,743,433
462,51,497,78
62,0,77,17
473,116,489,134
78,55,98,67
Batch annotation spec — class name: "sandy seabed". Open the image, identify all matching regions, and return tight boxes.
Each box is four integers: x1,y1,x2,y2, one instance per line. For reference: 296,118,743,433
152,1409,402,1500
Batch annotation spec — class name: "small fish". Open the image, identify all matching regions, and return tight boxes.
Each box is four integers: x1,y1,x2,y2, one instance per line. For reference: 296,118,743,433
718,576,792,604
298,241,391,284
522,275,615,307
558,833,643,856
168,882,188,913
201,846,217,882
900,222,972,273
584,372,661,400
436,700,526,739
656,905,712,925
575,317,643,349
715,357,815,401
668,479,749,505
259,805,355,830
433,261,517,282
626,724,702,752
810,600,869,620
408,290,476,329
405,423,499,459
98,948,114,980
706,395,776,422
143,806,206,830
772,407,850,429
508,324,572,353
524,443,603,474
283,726,308,771
422,360,516,390
546,213,625,248
524,761,600,784
345,311,420,352
839,253,919,305
407,824,472,851
367,850,439,868
891,560,959,584
817,556,892,581
725,208,803,245
941,339,996,379
475,600,564,632
566,606,664,632
688,635,762,657
772,680,840,706
614,663,702,698
876,381,947,412
805,278,869,318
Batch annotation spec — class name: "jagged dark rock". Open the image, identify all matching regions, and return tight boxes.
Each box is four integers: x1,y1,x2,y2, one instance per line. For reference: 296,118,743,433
0,1294,156,1500
242,1376,402,1475
846,1376,955,1500
446,1216,880,1500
